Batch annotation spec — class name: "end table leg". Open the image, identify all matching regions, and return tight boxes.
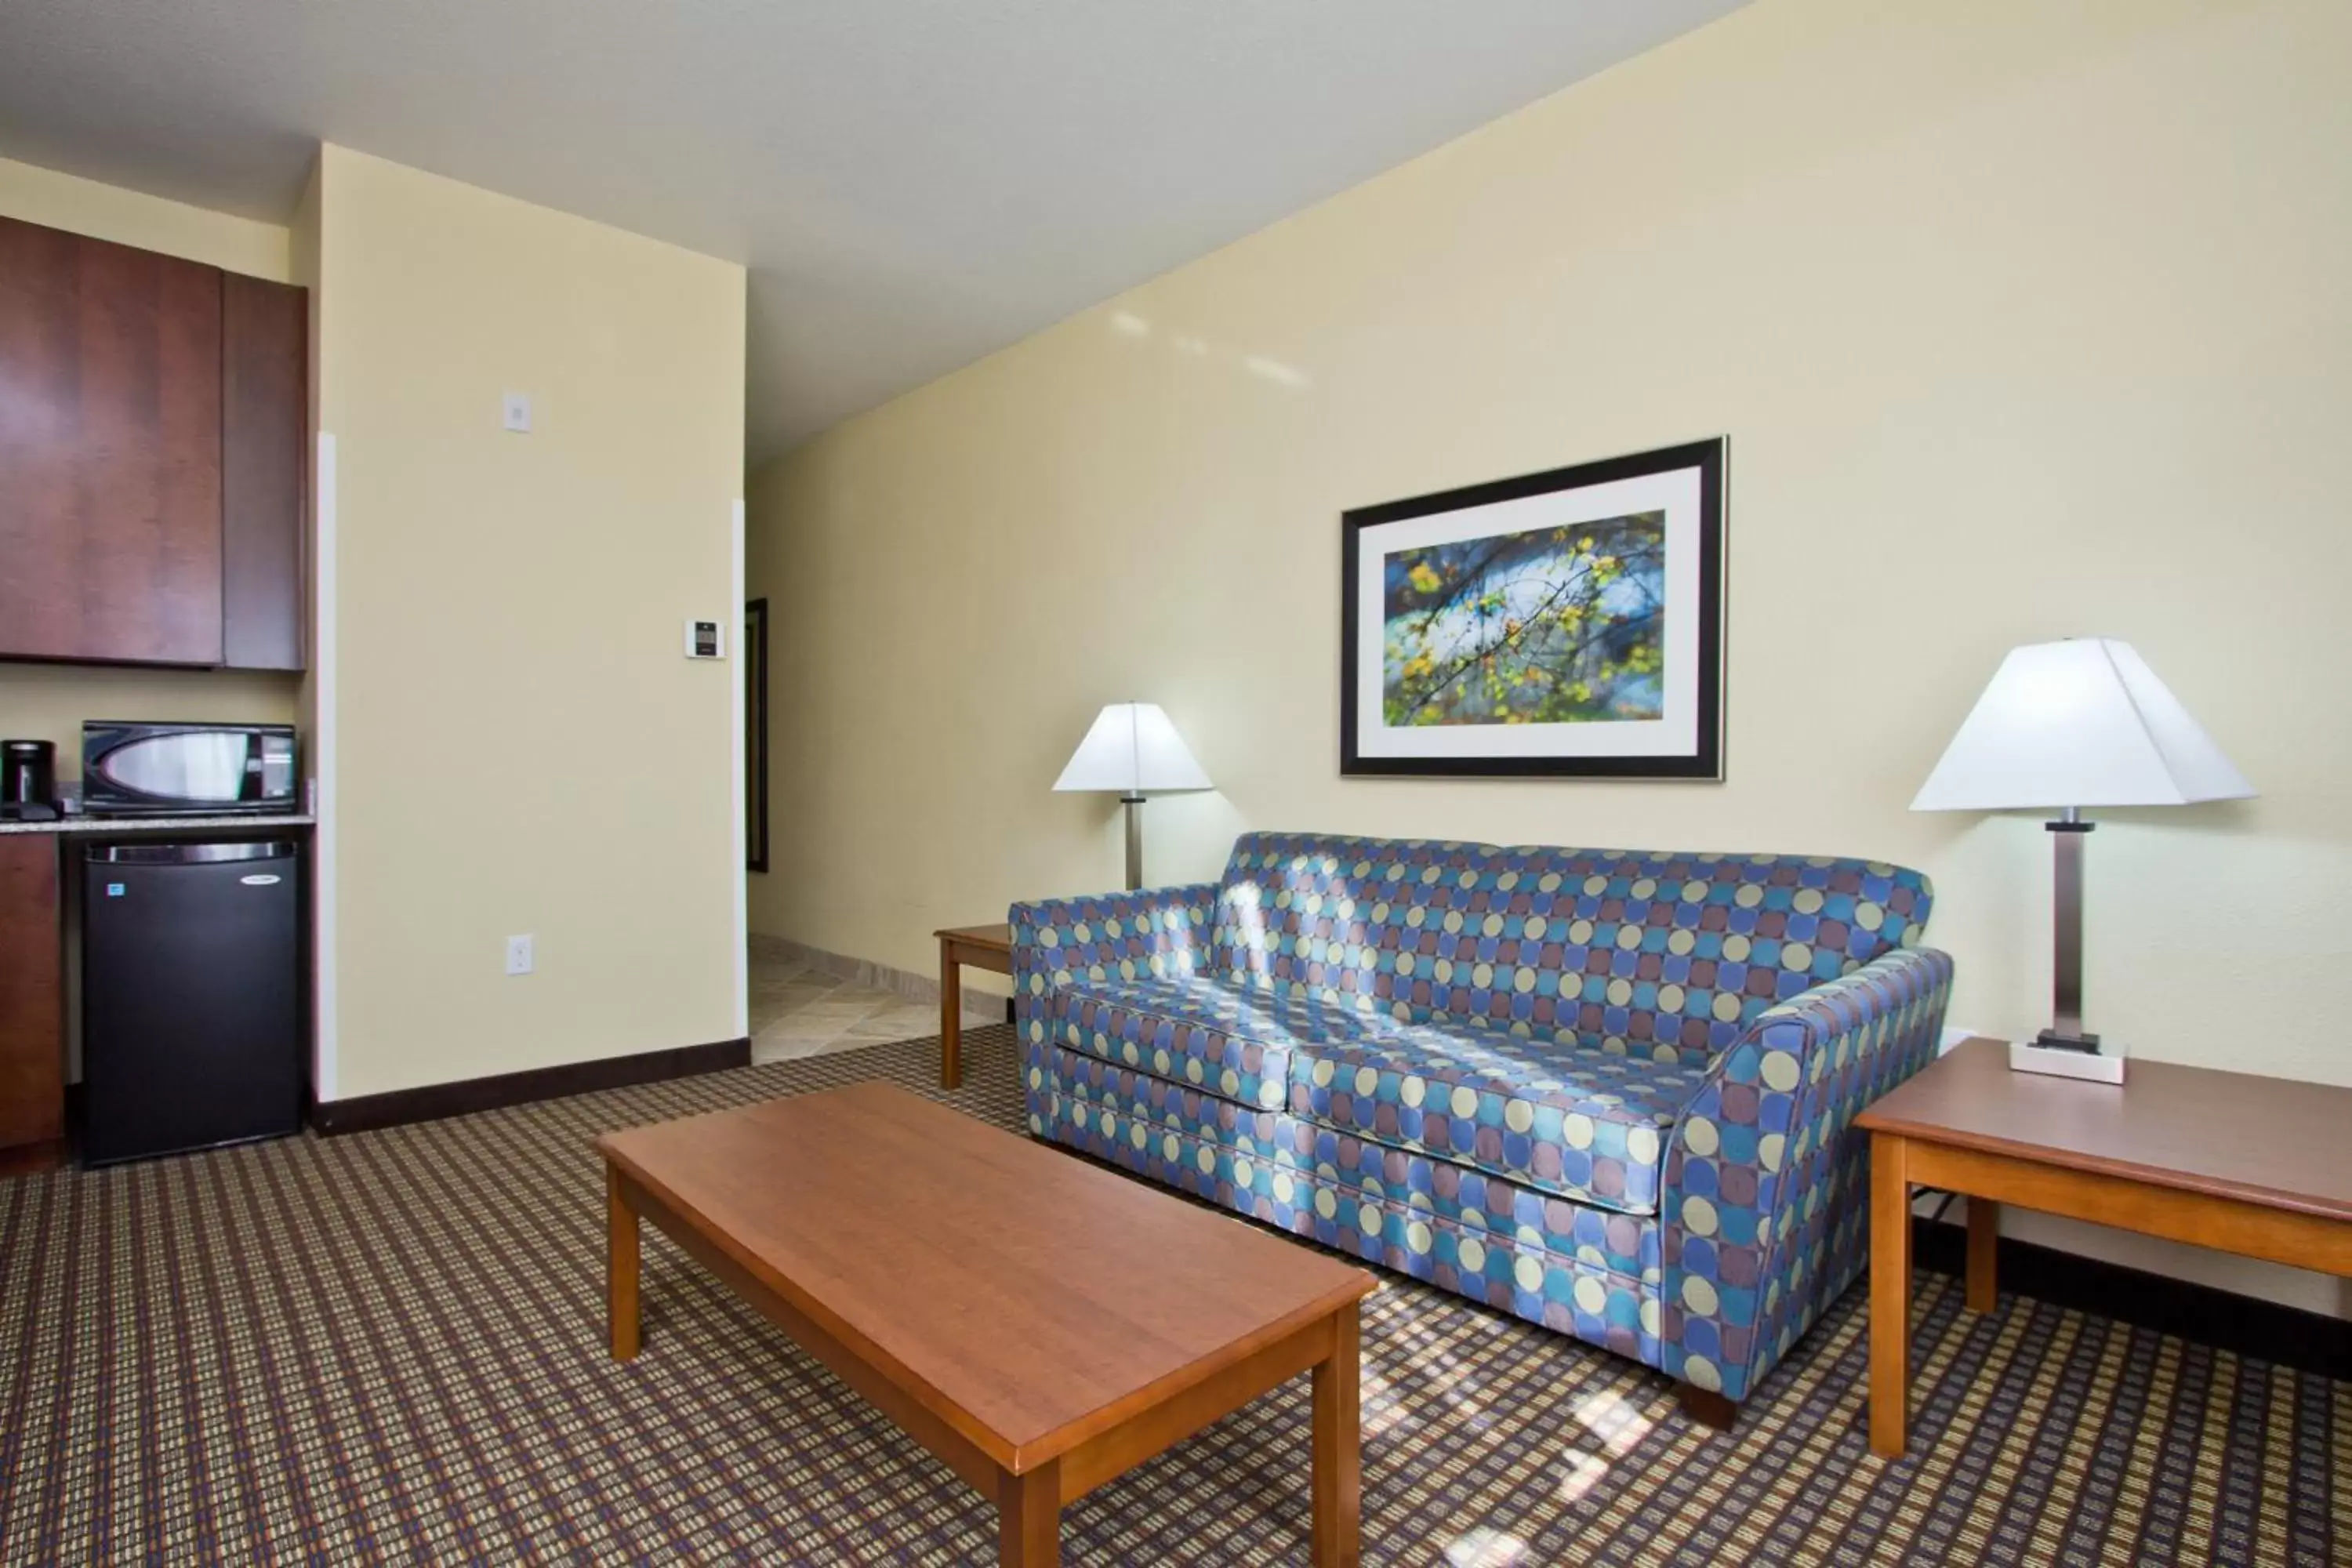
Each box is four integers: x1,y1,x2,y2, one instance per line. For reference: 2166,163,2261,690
941,938,963,1091
1868,1132,1910,1458
996,1458,1059,1566
1965,1197,1998,1313
1312,1301,1362,1568
607,1163,641,1360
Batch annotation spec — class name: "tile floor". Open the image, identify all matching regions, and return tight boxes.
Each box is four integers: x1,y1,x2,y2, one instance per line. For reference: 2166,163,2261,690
747,947,993,1064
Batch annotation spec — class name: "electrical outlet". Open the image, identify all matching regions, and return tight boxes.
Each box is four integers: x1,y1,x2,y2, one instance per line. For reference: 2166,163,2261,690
503,392,532,433
506,934,535,975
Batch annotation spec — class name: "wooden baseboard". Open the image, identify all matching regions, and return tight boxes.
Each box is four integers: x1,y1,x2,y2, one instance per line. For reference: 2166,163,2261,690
0,1137,64,1178
313,1036,751,1136
1912,1215,2350,1380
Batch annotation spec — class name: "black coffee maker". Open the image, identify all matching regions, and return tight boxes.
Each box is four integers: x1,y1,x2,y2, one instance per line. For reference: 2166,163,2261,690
2,739,59,822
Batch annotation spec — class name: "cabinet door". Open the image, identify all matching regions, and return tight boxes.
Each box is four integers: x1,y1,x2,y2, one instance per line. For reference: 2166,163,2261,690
0,215,225,666
0,837,64,1161
222,273,308,670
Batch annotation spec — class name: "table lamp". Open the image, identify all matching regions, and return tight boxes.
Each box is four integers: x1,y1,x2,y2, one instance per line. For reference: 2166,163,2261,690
1053,702,1211,890
1911,638,2254,1083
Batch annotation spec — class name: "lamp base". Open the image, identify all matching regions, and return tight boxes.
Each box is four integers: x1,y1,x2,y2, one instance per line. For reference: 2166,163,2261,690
2009,1037,2126,1084
1120,794,1145,891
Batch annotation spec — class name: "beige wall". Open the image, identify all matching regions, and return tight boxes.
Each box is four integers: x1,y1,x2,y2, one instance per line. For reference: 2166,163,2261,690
0,155,301,763
314,146,746,1100
0,154,288,278
749,0,2351,1312
0,666,302,768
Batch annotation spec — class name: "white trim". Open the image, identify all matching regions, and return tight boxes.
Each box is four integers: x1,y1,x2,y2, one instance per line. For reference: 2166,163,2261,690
1352,465,1701,759
313,432,339,1102
731,497,749,1040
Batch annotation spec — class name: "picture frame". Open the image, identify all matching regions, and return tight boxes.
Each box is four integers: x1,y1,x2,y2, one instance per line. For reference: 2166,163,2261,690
1340,437,1725,779
745,597,771,872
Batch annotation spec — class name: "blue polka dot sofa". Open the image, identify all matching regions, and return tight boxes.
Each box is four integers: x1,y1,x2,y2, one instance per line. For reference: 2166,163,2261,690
1010,831,1952,1426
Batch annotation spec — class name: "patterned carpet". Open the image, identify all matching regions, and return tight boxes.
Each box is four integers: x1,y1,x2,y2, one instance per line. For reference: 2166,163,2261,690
0,1027,2342,1566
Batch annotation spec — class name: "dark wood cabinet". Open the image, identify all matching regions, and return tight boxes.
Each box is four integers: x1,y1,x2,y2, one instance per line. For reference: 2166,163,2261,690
0,216,225,664
222,274,308,670
0,213,307,671
0,837,64,1174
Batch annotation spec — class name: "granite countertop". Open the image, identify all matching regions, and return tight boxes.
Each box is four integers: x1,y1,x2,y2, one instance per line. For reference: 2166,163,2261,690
0,813,317,837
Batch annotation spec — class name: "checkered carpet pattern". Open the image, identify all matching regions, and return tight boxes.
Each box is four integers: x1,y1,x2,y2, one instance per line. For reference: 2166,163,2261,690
0,1026,2342,1564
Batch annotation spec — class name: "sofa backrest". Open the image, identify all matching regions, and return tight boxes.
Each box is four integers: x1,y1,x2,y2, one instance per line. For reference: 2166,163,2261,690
1210,831,1933,1069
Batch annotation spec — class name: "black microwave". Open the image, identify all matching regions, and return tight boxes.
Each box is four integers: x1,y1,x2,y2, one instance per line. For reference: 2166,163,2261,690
81,722,300,816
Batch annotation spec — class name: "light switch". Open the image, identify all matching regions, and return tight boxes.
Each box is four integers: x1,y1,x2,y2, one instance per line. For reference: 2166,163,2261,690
503,392,532,433
684,619,725,659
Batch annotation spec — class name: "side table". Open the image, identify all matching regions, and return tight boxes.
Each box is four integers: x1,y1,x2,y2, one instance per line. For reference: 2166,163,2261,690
935,924,1012,1090
1857,1037,2352,1459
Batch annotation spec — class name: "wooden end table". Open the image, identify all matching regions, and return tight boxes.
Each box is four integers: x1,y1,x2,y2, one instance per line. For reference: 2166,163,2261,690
935,923,1012,1089
599,1082,1375,1566
1857,1037,2352,1459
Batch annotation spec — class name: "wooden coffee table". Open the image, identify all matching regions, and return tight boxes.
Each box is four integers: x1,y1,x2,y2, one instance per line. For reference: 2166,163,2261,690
597,1082,1375,1566
935,923,1012,1089
1857,1038,2352,1459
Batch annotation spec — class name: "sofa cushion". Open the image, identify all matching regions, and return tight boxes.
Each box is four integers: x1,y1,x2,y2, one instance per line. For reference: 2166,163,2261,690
1212,833,1933,1069
1051,1047,1661,1282
1287,1029,1699,1218
1050,971,1697,1218
1051,974,1385,1112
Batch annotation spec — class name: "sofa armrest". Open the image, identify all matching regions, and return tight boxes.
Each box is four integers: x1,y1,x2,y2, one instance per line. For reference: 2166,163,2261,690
1008,883,1220,1128
1659,946,1955,1403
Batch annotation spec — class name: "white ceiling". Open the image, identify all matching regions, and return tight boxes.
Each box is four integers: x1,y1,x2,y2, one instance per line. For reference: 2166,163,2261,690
0,0,1748,463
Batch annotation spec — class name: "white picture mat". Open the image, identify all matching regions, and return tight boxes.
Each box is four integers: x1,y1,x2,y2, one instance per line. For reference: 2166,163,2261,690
1353,465,1705,759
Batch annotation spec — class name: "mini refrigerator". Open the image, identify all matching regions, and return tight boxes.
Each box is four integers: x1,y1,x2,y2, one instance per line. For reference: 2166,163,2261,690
81,840,304,1165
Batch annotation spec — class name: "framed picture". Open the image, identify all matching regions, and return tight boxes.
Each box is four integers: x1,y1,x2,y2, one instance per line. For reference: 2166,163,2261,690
745,597,771,872
1341,437,1725,779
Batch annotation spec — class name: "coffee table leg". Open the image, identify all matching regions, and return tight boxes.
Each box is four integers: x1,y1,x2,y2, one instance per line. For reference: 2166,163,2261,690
1312,1300,1362,1568
608,1163,641,1361
1869,1131,1911,1458
996,1457,1059,1566
1965,1196,1999,1312
941,938,963,1091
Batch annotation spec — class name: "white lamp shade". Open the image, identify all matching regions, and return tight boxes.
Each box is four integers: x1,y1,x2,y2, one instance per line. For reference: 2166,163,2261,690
1053,702,1211,795
1911,638,2254,811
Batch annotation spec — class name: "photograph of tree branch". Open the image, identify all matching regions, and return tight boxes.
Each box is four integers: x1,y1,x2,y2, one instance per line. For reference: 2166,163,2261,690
1381,514,1664,728
1340,435,1723,779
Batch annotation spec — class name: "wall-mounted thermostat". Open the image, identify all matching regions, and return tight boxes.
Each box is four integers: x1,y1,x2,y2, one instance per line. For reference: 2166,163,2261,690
684,619,726,659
